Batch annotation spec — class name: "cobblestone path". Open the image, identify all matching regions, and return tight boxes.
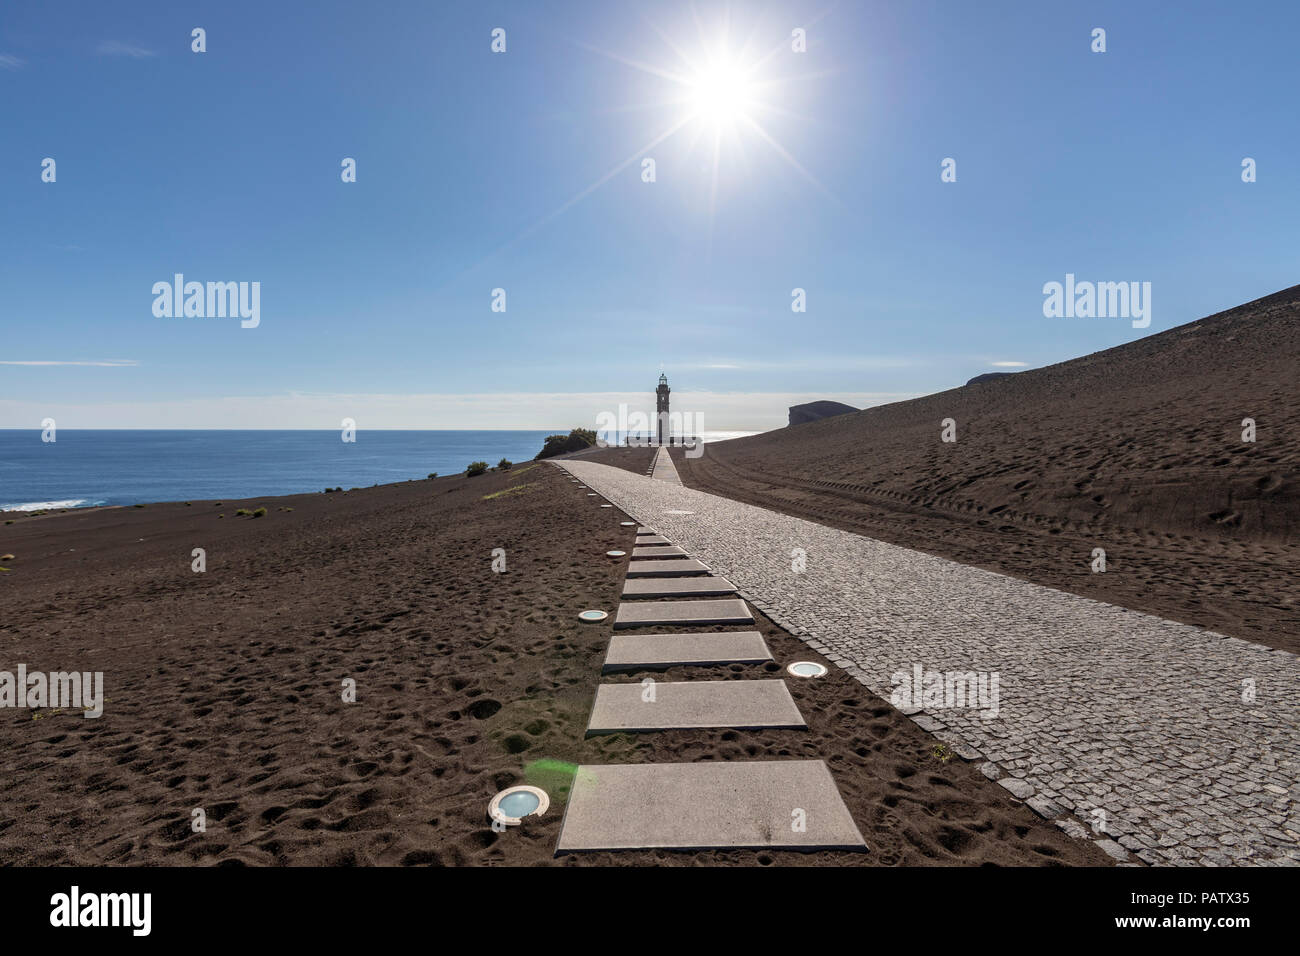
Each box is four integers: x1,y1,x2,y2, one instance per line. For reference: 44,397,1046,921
559,460,1300,866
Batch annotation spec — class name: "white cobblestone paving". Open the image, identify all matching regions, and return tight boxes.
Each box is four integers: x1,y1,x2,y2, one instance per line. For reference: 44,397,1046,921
561,460,1300,866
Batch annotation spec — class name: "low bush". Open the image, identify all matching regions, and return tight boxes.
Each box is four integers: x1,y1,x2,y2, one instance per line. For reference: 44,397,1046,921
534,428,597,460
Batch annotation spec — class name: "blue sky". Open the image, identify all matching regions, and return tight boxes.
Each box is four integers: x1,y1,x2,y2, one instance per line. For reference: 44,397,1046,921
2,0,1297,430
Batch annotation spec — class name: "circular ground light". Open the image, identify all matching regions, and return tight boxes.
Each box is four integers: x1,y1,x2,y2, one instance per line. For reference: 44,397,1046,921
787,661,829,678
620,521,636,527
600,504,613,508
606,550,627,557
488,785,549,826
578,609,608,623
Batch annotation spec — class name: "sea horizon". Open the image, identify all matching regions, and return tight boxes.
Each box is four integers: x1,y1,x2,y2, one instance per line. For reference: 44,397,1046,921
0,428,758,511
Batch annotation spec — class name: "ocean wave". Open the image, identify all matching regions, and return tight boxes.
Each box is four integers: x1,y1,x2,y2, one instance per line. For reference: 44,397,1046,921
1,498,103,512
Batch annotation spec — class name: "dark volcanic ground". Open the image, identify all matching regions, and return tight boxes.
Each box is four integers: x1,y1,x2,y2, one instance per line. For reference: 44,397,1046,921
0,462,1105,866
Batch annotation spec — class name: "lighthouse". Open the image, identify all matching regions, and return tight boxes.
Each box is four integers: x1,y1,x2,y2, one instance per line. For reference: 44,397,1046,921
655,372,670,445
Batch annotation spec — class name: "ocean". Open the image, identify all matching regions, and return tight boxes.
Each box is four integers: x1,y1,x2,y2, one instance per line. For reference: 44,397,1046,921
0,429,758,511
0,430,559,511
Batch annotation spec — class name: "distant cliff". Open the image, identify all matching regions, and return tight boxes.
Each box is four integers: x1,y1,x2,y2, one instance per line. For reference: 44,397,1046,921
966,371,1017,386
788,400,858,427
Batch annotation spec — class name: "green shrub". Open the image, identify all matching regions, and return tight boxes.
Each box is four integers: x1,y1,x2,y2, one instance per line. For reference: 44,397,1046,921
235,508,253,516
466,461,489,477
427,472,438,479
252,507,267,518
534,428,597,460
497,458,513,471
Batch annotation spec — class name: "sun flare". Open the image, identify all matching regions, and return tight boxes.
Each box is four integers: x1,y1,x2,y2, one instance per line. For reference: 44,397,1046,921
484,11,835,263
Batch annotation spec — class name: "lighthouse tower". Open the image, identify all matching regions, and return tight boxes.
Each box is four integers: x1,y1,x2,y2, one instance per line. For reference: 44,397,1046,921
655,372,671,445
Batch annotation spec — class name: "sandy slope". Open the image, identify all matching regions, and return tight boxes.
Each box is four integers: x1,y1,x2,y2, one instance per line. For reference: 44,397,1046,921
650,286,1298,650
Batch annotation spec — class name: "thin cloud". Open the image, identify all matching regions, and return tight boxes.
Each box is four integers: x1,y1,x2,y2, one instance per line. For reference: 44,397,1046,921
680,356,922,372
97,40,156,58
0,360,139,367
990,361,1028,368
0,54,24,70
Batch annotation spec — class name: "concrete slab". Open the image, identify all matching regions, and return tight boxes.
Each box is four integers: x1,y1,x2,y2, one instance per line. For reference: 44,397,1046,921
622,577,738,598
636,527,655,535
635,534,671,545
602,631,772,672
614,598,753,629
624,558,710,578
586,679,805,733
555,760,866,853
631,545,687,559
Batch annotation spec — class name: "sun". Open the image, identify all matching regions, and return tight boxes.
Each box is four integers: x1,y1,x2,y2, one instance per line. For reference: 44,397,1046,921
477,12,835,264
687,56,753,126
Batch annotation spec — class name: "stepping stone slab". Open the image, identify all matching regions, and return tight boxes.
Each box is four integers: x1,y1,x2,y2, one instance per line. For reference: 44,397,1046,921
586,679,805,733
602,630,772,672
555,760,866,853
614,598,753,629
624,558,710,578
631,545,687,559
636,527,655,534
622,577,738,598
634,534,671,545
